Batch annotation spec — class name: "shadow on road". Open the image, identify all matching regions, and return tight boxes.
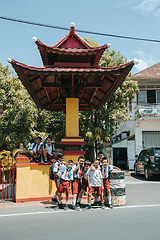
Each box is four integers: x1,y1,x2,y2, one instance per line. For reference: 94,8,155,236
131,172,160,181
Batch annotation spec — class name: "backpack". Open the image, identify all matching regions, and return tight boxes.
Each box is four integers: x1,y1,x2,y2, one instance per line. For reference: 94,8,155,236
49,163,55,180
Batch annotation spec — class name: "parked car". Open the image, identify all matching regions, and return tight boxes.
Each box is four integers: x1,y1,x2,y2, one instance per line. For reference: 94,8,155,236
134,147,160,180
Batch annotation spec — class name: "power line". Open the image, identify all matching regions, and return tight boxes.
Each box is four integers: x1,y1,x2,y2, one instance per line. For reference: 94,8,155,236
1,16,160,43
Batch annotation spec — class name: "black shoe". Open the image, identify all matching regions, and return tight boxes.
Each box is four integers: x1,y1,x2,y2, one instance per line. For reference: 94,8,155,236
58,203,63,209
76,203,81,210
85,205,92,210
108,204,113,209
64,205,69,210
44,158,48,164
72,205,77,210
101,203,105,209
52,198,58,203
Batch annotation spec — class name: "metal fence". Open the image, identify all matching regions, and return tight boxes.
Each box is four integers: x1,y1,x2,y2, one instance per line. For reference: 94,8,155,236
0,156,16,201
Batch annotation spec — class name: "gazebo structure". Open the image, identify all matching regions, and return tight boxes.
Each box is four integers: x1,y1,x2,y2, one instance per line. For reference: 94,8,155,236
9,23,134,162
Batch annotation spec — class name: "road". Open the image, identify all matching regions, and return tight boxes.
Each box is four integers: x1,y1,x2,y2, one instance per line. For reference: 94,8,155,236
0,173,160,240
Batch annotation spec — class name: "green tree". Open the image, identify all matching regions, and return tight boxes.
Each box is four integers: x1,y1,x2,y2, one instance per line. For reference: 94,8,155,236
0,63,65,150
79,38,139,160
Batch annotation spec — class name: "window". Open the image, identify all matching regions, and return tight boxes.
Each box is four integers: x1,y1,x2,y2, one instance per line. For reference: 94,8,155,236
147,90,156,103
129,99,132,111
157,91,160,103
138,91,146,103
138,90,160,104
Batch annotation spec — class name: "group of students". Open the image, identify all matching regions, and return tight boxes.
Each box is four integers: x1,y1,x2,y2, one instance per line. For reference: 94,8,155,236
28,136,118,210
29,136,57,164
52,152,119,210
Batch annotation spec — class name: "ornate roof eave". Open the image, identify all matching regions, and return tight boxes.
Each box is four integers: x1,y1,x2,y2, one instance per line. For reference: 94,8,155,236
35,39,109,66
9,59,135,112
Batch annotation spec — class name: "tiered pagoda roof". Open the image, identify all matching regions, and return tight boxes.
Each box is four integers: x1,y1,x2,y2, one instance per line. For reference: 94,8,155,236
9,23,134,112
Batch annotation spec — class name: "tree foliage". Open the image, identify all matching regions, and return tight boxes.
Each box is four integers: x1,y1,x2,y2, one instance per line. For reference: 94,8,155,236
0,63,65,150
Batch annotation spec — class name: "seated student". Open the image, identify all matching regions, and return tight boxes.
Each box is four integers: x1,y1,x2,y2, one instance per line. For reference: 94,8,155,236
29,137,43,163
101,157,120,209
52,153,65,202
72,156,85,209
43,136,56,164
57,160,73,210
76,161,91,208
86,159,104,210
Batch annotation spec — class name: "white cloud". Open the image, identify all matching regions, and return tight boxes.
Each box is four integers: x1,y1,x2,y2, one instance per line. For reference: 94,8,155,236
133,49,156,71
134,57,148,71
134,0,160,13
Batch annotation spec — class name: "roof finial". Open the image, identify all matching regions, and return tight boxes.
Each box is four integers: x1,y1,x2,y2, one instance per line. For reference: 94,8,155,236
70,22,75,34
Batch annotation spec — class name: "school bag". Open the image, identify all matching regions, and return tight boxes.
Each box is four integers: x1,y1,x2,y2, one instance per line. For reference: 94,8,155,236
49,163,55,180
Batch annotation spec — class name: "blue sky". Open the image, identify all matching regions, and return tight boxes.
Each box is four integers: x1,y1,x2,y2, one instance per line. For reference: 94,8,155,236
0,0,160,74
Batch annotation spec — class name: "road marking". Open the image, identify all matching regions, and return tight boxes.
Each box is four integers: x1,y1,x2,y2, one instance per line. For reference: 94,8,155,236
0,204,160,217
125,181,160,184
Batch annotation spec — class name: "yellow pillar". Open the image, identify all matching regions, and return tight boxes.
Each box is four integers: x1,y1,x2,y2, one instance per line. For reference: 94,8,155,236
66,98,79,137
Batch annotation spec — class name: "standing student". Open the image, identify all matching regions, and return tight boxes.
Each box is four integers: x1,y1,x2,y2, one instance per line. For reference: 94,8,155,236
72,156,85,209
76,161,91,208
101,157,120,209
43,136,56,164
86,159,104,209
97,151,104,164
29,137,43,163
57,160,73,210
52,153,65,202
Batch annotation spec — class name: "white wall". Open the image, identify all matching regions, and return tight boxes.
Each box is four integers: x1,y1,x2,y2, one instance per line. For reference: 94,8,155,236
135,118,160,155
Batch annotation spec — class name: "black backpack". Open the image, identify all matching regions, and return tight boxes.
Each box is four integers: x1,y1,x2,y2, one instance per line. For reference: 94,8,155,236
49,163,55,180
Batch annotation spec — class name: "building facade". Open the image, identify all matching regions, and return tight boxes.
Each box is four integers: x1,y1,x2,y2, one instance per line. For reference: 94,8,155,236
112,62,160,170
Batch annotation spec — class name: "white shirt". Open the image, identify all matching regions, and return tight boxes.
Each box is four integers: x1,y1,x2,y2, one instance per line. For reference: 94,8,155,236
43,143,55,156
29,143,42,154
83,173,88,181
53,160,64,174
72,164,84,179
59,165,73,181
86,168,102,187
101,165,113,178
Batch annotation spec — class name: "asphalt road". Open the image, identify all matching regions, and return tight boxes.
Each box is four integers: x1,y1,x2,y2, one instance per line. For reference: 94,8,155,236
0,173,160,240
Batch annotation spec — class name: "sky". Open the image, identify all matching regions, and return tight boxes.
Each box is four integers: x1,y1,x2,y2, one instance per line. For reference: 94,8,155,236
0,0,160,74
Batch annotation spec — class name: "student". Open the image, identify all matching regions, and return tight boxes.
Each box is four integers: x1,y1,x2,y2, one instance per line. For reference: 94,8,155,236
52,153,65,202
72,156,85,209
76,160,91,208
29,137,43,163
97,151,104,164
101,157,120,209
57,160,73,210
86,159,104,209
43,136,56,164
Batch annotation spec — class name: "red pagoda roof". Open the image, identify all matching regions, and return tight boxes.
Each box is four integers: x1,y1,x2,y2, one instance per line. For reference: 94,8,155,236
34,23,109,67
9,23,135,112
10,59,134,112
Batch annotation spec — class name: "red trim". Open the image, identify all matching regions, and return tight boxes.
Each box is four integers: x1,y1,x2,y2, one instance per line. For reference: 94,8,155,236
63,137,83,139
16,195,87,202
62,151,86,155
16,162,52,166
60,141,86,145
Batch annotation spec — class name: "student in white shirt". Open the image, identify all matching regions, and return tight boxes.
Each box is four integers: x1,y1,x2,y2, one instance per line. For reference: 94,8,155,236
52,153,65,203
76,161,91,208
43,136,56,164
72,156,85,209
86,159,104,209
57,160,73,210
29,136,43,163
101,157,120,209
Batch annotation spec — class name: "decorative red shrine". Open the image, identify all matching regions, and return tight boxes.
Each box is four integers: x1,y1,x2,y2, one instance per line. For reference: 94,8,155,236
8,23,135,162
